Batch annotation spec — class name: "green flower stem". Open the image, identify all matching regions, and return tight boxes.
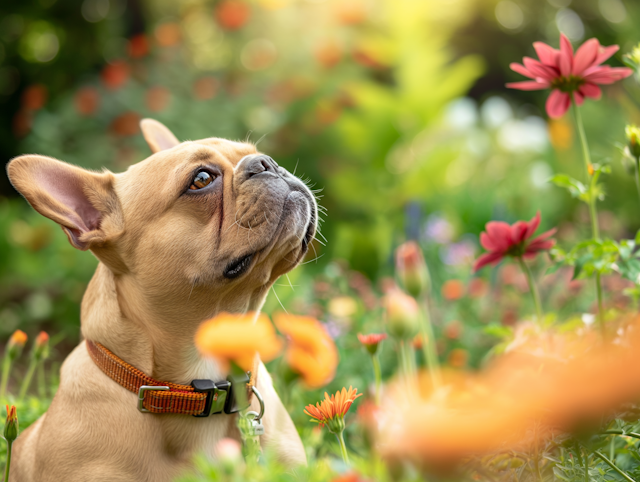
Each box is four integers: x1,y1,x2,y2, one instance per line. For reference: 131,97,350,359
594,451,635,482
0,357,12,401
419,298,443,390
574,442,588,482
18,358,37,402
517,257,544,324
336,430,349,464
4,440,11,482
601,430,640,440
634,158,640,207
371,353,382,406
397,341,413,378
37,363,46,399
573,100,606,337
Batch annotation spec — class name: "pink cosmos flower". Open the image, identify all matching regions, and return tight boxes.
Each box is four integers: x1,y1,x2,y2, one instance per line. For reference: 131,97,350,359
473,212,556,272
507,33,633,118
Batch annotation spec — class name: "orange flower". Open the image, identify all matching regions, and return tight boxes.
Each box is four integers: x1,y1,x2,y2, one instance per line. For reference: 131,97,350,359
377,318,640,467
441,279,464,301
34,331,49,360
195,312,283,371
274,313,338,388
304,386,362,433
8,330,27,348
4,405,18,442
357,333,387,355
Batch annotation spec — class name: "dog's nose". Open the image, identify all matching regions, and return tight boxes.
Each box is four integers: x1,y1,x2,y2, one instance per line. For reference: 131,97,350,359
244,155,279,178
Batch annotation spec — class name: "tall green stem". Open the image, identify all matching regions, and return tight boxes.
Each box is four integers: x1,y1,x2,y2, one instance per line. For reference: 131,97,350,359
4,440,11,482
371,354,382,406
0,358,11,401
336,431,349,464
419,298,442,390
518,257,544,324
572,101,605,336
18,359,37,402
37,363,46,399
634,158,640,207
594,451,635,482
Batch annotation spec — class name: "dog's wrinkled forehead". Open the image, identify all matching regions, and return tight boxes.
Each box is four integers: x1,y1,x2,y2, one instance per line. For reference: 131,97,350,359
117,139,257,206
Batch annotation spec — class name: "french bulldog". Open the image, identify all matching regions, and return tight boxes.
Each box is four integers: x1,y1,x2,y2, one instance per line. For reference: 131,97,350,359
5,119,315,481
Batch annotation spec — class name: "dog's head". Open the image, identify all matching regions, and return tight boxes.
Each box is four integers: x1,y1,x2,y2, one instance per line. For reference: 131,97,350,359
7,120,317,321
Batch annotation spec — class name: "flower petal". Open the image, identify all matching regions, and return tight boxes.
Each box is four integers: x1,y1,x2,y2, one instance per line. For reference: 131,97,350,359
525,238,556,254
583,66,633,84
545,90,571,119
473,252,505,273
510,62,535,79
573,90,584,105
578,83,602,100
506,80,551,91
510,221,530,245
559,33,573,77
572,38,599,76
523,57,557,81
533,41,560,67
595,44,619,65
523,211,541,240
484,222,513,252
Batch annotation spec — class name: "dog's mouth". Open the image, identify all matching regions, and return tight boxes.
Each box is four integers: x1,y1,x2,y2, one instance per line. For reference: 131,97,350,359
223,253,254,279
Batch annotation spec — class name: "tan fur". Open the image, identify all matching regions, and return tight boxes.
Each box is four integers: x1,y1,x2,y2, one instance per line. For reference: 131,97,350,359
6,120,314,481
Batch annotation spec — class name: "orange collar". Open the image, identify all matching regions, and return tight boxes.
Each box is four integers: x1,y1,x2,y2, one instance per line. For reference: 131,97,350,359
86,340,257,417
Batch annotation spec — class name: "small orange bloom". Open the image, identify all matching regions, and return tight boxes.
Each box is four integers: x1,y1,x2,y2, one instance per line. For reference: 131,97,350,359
357,333,387,347
275,313,338,388
35,331,49,348
441,280,464,301
4,405,18,441
195,312,283,371
9,330,27,348
304,386,362,432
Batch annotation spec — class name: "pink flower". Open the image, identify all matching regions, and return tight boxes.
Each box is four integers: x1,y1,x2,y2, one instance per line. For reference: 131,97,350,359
473,212,556,272
507,34,633,118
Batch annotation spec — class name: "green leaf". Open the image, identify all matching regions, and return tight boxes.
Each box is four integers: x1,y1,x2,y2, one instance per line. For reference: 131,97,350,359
549,174,587,199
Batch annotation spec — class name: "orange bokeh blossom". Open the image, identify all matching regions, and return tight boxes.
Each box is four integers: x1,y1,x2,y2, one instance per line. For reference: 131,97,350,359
304,386,362,433
275,313,338,388
195,312,283,371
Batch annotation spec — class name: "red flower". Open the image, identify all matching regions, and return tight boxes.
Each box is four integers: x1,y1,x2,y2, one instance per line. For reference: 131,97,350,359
473,212,556,272
507,34,632,118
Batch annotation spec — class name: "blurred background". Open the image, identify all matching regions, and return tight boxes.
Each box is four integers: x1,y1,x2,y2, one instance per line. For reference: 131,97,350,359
1,0,640,364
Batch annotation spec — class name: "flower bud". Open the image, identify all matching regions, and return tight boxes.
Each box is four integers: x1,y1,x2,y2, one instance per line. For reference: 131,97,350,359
6,330,27,361
357,333,387,355
384,290,420,340
626,125,640,159
4,405,18,442
33,331,50,361
395,241,430,297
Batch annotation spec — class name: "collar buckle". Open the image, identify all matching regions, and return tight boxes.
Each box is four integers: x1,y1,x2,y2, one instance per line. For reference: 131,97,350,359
191,372,251,417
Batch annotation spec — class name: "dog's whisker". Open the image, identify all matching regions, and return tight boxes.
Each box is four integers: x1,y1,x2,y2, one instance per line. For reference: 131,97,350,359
285,274,295,292
300,253,325,265
292,159,299,177
270,285,288,313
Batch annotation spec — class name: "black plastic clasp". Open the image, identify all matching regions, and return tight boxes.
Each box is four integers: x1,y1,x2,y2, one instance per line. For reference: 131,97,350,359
191,379,229,417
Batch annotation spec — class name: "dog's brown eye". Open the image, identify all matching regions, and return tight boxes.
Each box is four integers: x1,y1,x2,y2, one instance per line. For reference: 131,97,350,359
190,171,213,190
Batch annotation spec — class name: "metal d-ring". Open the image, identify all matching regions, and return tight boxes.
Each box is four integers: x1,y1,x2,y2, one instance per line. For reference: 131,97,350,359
251,385,265,421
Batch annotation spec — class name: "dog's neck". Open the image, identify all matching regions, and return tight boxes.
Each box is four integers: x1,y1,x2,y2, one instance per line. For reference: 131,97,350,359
80,263,266,384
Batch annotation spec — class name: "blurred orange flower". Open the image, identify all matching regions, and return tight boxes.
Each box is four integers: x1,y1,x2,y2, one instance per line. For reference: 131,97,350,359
377,319,640,466
215,0,251,30
274,313,338,388
21,84,47,111
154,23,181,47
101,61,130,90
8,330,27,348
146,86,171,112
441,280,464,301
128,34,149,58
304,386,362,430
195,312,283,371
74,87,100,116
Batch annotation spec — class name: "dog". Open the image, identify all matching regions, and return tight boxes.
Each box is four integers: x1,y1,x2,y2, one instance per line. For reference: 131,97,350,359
6,119,315,481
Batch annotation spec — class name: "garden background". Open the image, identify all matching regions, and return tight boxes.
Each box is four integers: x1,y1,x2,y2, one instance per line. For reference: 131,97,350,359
2,0,640,480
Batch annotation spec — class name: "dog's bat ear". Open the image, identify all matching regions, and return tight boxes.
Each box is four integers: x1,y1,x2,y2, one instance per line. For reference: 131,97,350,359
6,155,123,251
140,118,180,153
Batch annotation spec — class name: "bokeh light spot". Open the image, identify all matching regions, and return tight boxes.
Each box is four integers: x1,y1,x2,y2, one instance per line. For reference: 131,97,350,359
598,0,626,24
495,1,524,30
241,39,277,71
555,9,584,41
81,0,110,23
